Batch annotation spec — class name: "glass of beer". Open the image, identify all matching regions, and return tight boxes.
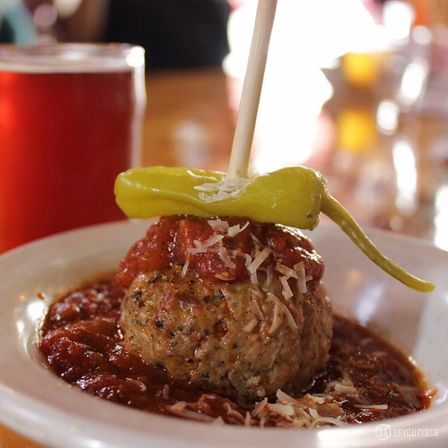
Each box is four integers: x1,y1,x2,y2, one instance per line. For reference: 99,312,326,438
0,44,145,252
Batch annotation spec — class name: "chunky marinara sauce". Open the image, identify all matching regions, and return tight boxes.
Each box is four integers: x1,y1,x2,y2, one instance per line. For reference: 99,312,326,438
39,277,431,426
39,216,431,426
116,216,324,288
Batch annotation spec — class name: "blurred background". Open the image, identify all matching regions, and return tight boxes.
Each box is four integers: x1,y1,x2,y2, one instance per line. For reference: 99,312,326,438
2,0,448,249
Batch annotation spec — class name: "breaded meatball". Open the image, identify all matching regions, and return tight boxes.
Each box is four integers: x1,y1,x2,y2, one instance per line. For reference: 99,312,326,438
118,216,332,400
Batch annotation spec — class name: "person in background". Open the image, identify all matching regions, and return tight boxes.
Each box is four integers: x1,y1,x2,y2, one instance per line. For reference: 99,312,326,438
59,0,231,71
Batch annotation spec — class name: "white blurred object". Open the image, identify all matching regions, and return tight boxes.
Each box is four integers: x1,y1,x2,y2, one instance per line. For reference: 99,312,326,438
392,139,418,214
377,100,399,135
383,0,414,42
54,0,82,18
225,0,387,79
397,59,429,107
434,185,448,251
224,0,396,173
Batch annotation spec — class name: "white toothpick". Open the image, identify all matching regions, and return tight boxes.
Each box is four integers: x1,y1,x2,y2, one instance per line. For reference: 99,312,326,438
226,0,278,183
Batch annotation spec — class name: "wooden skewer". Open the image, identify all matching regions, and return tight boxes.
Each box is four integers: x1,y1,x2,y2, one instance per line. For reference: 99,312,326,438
226,0,278,183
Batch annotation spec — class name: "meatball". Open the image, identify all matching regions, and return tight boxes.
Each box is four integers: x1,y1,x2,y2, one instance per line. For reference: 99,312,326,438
118,216,333,399
121,266,332,399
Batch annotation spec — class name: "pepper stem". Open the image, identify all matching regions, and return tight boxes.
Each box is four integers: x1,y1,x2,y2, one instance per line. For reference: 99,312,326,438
321,194,435,293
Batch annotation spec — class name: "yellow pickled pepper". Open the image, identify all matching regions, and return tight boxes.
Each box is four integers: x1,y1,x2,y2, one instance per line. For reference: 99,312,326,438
115,166,434,293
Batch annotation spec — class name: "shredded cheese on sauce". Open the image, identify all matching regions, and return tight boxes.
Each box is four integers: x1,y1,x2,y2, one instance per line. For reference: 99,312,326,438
223,402,246,424
163,370,384,429
247,247,272,274
207,218,229,232
181,253,190,278
251,392,347,428
180,219,314,307
275,263,298,280
250,390,347,428
194,233,224,250
167,404,216,423
228,221,249,237
325,374,358,396
294,262,307,294
354,404,388,410
279,276,294,300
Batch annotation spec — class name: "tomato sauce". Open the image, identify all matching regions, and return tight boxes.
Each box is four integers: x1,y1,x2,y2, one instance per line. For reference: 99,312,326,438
117,216,324,287
39,277,430,426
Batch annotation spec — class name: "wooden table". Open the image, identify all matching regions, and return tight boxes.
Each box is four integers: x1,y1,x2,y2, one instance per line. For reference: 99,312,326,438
2,65,447,446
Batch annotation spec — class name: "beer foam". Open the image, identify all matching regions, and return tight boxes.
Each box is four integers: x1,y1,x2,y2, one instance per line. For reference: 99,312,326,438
0,44,144,73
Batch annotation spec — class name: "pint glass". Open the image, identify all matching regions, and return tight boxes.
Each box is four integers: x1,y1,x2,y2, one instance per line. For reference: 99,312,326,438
0,44,145,252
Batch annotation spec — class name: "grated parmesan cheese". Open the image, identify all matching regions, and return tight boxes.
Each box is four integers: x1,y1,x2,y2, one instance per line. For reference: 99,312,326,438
275,263,298,279
251,398,268,418
125,378,147,392
223,402,245,424
247,247,271,274
307,408,320,420
294,262,307,294
169,401,186,412
217,247,236,269
281,301,298,331
333,383,358,395
194,178,248,203
181,253,190,277
280,276,294,300
227,221,249,237
267,403,295,418
215,272,232,281
267,293,298,333
168,406,216,423
252,391,346,429
163,386,350,429
187,247,220,255
242,253,253,269
268,295,283,335
243,318,258,333
250,232,262,247
250,298,264,319
311,416,346,427
193,233,224,250
325,374,358,396
354,404,388,410
207,219,229,232
276,389,296,405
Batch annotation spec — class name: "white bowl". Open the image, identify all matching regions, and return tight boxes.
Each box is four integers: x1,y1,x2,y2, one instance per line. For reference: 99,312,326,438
0,220,447,448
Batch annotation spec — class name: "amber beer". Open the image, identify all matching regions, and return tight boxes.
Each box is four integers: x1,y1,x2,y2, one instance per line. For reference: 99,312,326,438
0,44,145,252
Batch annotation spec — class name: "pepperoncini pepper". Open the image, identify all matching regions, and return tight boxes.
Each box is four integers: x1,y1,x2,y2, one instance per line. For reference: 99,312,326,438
115,166,434,293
